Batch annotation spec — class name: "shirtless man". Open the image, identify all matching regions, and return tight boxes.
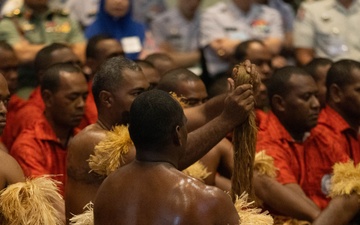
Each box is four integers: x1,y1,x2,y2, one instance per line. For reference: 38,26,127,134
66,56,255,222
93,89,239,225
157,68,233,190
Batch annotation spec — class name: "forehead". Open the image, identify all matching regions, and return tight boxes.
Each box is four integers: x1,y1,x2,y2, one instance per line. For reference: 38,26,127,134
96,39,123,59
246,42,271,60
51,48,79,63
286,74,318,95
58,71,87,91
177,80,207,97
119,69,149,90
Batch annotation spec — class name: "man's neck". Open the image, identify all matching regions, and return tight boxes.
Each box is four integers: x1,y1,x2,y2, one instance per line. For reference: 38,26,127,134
44,112,73,147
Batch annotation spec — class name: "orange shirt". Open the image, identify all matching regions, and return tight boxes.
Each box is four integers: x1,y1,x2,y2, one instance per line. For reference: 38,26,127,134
10,115,75,196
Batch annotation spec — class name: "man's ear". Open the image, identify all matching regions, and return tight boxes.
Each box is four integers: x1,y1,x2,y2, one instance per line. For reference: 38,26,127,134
42,90,54,108
173,125,183,147
271,94,285,112
99,90,113,108
328,84,342,104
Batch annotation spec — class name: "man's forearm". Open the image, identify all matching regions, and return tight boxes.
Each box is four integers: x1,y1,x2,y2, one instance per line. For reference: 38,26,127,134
253,175,320,221
179,115,235,170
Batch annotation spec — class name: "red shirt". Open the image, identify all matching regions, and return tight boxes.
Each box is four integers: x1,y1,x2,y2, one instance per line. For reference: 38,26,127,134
256,112,307,185
1,94,27,149
3,87,44,150
10,115,75,195
315,106,360,164
300,106,358,209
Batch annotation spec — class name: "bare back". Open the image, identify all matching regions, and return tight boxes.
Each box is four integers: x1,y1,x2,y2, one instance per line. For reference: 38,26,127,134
94,161,239,225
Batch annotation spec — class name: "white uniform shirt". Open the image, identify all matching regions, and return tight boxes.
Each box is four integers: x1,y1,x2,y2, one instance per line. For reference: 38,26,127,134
200,0,284,77
151,8,200,52
294,0,360,61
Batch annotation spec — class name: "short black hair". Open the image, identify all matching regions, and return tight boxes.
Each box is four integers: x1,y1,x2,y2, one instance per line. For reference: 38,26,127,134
34,43,70,74
92,56,141,107
326,59,360,96
267,66,310,107
41,62,83,93
233,39,265,61
304,57,332,82
144,52,173,64
85,34,112,59
129,89,184,150
157,68,200,94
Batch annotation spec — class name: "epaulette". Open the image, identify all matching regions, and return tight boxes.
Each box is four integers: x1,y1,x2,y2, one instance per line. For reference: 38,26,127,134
3,8,22,18
51,8,69,16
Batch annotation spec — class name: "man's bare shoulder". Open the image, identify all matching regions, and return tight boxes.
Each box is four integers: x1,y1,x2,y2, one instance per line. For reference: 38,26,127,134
67,123,108,182
69,123,107,155
0,151,25,189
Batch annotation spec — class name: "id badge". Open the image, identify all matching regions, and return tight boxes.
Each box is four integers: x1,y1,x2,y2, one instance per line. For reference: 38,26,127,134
121,36,142,53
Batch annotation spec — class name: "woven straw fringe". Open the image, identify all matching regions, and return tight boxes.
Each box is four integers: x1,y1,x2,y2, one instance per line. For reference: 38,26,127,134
182,161,211,181
69,202,94,225
0,176,63,225
234,192,274,225
329,161,360,198
254,150,277,178
88,125,133,176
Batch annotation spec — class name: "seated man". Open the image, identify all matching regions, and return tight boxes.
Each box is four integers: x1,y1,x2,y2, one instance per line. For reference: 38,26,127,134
93,89,240,225
0,41,25,152
150,0,201,68
0,73,24,189
157,68,233,190
3,43,86,150
256,66,322,221
304,57,332,108
65,56,255,222
11,63,88,195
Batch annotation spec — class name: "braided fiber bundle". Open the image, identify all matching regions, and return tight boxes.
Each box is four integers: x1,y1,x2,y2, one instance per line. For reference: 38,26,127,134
0,176,63,225
231,63,258,202
69,202,94,225
329,161,360,198
88,125,134,176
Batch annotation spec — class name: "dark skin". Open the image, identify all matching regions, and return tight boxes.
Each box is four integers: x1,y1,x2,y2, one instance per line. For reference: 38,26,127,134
94,101,239,225
168,78,233,190
66,61,257,222
0,74,24,187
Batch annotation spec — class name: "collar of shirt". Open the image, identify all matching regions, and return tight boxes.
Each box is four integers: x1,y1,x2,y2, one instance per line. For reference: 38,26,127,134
321,105,358,138
262,111,297,143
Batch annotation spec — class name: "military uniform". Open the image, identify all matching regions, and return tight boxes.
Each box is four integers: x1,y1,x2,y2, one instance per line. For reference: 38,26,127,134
294,0,360,61
0,6,85,45
200,0,284,77
151,8,200,52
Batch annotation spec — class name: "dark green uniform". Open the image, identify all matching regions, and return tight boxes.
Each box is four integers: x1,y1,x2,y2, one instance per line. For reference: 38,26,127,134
0,6,84,45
